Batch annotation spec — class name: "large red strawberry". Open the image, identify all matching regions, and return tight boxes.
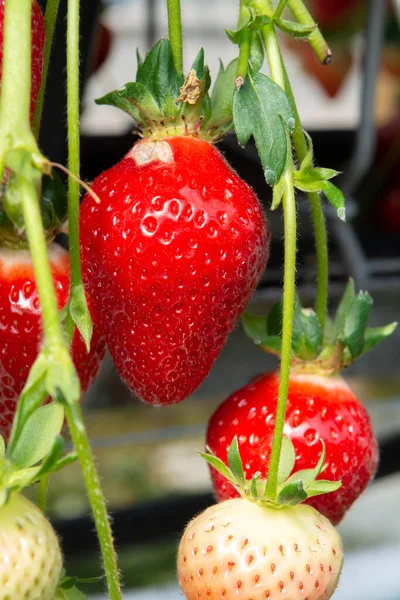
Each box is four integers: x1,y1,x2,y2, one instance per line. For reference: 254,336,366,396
0,243,105,439
207,372,378,525
80,135,269,405
0,0,45,120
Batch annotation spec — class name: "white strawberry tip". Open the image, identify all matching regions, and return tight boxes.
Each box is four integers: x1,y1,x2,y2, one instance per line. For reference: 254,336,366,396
201,435,341,509
127,140,174,165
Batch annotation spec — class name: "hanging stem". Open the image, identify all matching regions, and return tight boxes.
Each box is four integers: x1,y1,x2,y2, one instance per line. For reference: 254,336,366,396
167,0,183,75
236,0,251,87
287,0,331,63
274,0,289,19
32,0,62,139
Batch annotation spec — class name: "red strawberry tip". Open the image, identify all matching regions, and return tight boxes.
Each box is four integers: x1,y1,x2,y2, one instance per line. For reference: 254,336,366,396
200,434,341,508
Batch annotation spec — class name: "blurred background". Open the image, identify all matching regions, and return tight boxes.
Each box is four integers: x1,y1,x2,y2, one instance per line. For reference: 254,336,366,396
36,0,400,598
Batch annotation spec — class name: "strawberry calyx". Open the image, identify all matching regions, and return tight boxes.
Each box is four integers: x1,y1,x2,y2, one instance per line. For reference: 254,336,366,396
95,39,239,142
242,278,397,376
201,435,340,508
0,403,77,506
0,172,68,248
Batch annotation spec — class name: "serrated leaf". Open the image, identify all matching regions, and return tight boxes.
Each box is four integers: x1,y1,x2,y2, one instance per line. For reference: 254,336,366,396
8,403,64,468
277,481,308,505
343,292,373,358
294,170,346,221
333,279,355,340
249,31,264,71
227,437,245,485
233,70,294,185
259,336,282,356
198,451,235,484
267,301,283,336
209,59,238,127
69,284,93,353
292,303,322,360
250,471,262,499
136,39,183,113
276,18,317,37
361,322,398,355
241,312,268,344
277,437,296,485
305,479,341,498
96,82,162,123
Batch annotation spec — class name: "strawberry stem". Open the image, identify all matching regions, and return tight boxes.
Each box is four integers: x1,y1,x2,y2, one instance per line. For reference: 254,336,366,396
274,0,289,19
38,473,49,513
0,0,42,176
261,24,297,501
32,0,62,139
236,2,251,88
287,0,331,64
167,0,184,75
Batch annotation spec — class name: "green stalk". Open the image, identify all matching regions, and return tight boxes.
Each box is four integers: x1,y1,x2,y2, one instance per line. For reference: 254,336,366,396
274,0,289,19
32,0,62,139
264,142,297,501
38,474,49,513
0,0,40,175
287,0,331,64
167,0,183,75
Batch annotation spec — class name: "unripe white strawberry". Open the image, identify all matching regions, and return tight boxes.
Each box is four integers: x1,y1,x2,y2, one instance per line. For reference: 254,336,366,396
178,498,343,600
0,493,62,600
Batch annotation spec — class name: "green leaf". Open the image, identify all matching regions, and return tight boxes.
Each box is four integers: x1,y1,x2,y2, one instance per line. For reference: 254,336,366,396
8,403,64,468
299,131,314,171
276,18,317,38
361,322,398,355
225,15,270,44
259,336,282,356
209,59,238,127
267,301,283,336
241,312,267,344
292,303,322,360
249,31,265,72
227,437,245,485
286,440,327,487
136,39,183,113
305,479,341,498
321,181,346,221
233,70,294,185
69,284,93,353
96,82,162,123
57,585,87,600
198,451,235,484
333,279,355,340
343,292,373,358
277,481,308,505
271,175,285,210
250,471,262,499
277,437,296,485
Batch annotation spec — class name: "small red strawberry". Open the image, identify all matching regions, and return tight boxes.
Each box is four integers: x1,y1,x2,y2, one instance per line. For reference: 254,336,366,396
0,0,45,120
0,243,105,439
207,372,378,525
178,498,343,600
0,493,62,600
80,136,268,405
206,282,396,524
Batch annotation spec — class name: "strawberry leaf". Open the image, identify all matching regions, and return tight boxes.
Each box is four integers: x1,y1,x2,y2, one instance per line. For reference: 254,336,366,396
275,18,316,38
277,436,296,485
294,168,346,221
250,31,265,71
198,450,235,485
277,481,308,505
233,69,294,185
227,436,245,485
343,292,373,358
241,312,268,344
8,402,64,468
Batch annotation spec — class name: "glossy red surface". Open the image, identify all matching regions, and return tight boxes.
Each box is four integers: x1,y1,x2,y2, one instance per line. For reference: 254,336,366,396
207,372,378,525
80,136,269,405
0,0,45,120
0,244,105,439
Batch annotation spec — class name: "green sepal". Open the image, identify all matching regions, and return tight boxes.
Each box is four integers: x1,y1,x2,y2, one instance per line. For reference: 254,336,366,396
275,18,317,38
292,302,322,360
267,301,283,336
56,586,87,600
227,436,245,485
259,336,282,355
277,481,308,505
277,436,296,485
250,471,262,499
333,279,355,340
361,322,398,355
233,69,294,185
198,450,236,485
136,39,183,115
67,284,93,353
7,402,64,468
342,291,373,358
241,312,268,344
185,48,211,118
286,439,327,487
96,82,162,124
208,59,238,130
305,480,342,498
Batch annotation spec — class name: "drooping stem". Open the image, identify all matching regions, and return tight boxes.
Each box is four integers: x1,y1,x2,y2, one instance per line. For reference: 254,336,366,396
167,0,183,75
264,144,297,501
287,0,331,63
274,0,289,19
32,0,62,138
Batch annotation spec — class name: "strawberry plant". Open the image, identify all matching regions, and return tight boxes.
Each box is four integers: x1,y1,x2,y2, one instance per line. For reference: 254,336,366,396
0,0,396,599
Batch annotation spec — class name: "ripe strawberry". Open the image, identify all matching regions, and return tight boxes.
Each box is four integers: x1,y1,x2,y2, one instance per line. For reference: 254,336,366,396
0,0,45,120
0,243,105,439
207,372,378,525
0,493,62,599
80,136,269,405
178,497,343,600
310,0,363,28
